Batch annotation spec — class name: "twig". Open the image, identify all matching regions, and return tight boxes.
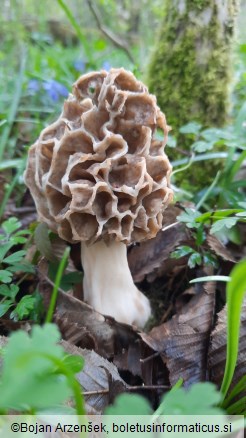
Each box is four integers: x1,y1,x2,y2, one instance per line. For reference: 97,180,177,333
83,384,169,396
140,352,160,363
162,221,179,232
86,0,135,64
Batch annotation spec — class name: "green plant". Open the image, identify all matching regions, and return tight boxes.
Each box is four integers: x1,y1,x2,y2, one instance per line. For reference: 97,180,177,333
172,205,246,267
171,208,218,269
171,115,246,206
0,217,38,320
0,323,85,414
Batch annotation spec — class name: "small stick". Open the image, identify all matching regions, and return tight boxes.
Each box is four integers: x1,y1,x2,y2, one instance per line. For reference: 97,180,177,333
86,0,135,64
83,384,169,396
140,352,160,363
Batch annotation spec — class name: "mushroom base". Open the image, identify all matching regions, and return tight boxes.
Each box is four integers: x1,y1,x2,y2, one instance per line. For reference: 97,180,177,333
81,240,151,327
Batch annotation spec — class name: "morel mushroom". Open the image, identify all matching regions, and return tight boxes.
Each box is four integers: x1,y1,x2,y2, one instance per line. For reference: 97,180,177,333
24,68,173,327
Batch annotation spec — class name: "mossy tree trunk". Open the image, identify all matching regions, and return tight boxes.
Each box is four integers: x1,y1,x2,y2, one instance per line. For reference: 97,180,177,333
148,0,239,133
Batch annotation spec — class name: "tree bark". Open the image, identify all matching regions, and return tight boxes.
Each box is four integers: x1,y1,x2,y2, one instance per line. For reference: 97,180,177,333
147,0,239,132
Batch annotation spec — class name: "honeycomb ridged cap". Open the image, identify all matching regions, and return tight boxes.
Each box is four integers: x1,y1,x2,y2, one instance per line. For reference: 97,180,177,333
24,68,173,244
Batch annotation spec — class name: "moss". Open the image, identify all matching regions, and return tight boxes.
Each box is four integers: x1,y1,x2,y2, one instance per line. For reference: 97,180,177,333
147,0,239,189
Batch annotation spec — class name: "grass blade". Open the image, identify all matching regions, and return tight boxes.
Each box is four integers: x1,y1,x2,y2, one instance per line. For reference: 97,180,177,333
222,375,246,408
0,49,26,161
196,170,221,210
0,161,25,219
56,0,93,65
220,259,246,399
226,396,246,415
45,247,70,323
190,276,230,284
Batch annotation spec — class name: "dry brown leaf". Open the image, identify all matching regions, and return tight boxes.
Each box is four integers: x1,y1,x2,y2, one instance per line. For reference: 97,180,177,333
62,341,127,414
128,204,191,282
208,298,246,395
206,234,236,263
128,223,189,282
140,274,216,387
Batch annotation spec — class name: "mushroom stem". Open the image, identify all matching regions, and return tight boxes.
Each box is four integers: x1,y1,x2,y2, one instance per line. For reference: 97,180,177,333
81,240,151,327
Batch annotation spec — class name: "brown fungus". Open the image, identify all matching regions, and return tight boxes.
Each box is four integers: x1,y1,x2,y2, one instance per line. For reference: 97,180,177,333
24,68,173,327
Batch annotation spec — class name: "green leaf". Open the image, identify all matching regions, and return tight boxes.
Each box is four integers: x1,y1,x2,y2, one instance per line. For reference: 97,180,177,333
167,134,177,148
0,243,13,262
105,393,153,415
0,324,68,410
188,252,202,268
210,217,238,234
203,252,218,268
158,383,224,415
62,355,84,374
201,127,229,142
220,259,246,399
192,140,214,153
171,246,194,259
3,250,26,264
235,211,246,218
177,208,201,228
7,261,35,274
10,236,28,244
2,217,21,235
0,300,13,317
11,295,36,320
179,122,202,135
13,229,31,237
0,270,13,283
195,209,244,224
0,284,19,299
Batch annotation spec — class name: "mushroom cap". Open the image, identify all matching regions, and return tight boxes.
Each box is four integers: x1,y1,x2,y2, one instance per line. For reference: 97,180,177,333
24,68,173,244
